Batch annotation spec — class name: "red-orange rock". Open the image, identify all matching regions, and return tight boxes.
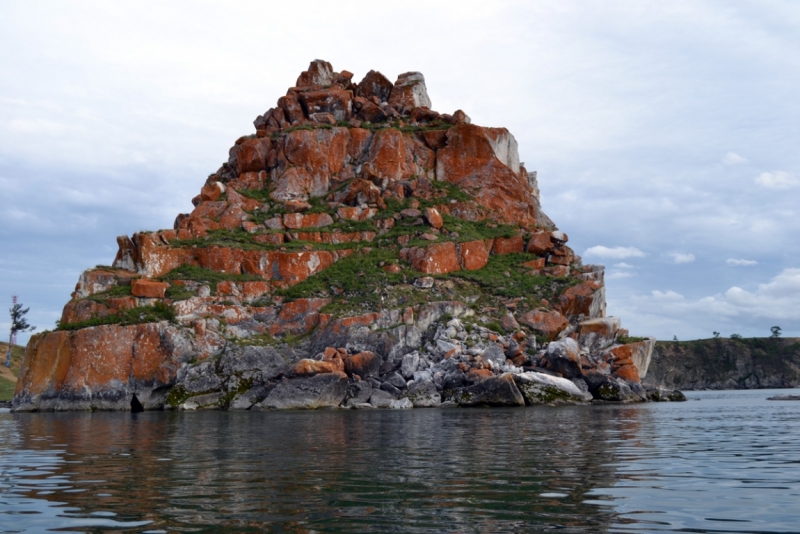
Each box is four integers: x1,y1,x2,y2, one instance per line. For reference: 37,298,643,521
548,245,575,266
526,232,554,255
235,138,271,174
200,182,224,202
613,364,641,383
436,124,537,226
283,212,334,229
14,323,185,411
113,236,138,271
299,87,353,122
194,247,243,274
295,59,334,87
492,235,524,255
347,128,373,160
518,309,569,341
293,359,339,377
424,207,443,229
558,281,605,320
345,351,381,379
388,72,432,112
362,128,416,186
270,250,337,286
522,258,546,270
269,298,331,336
60,299,112,325
133,233,195,278
357,70,393,102
421,129,448,149
456,240,489,271
131,279,168,298
279,92,305,124
401,242,460,275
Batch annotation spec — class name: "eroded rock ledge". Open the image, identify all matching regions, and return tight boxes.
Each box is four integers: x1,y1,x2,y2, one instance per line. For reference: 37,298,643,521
13,60,683,412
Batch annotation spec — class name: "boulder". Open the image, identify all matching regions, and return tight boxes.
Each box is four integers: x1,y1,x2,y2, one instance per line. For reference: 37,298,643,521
388,72,432,112
543,338,582,378
131,279,168,299
492,235,524,255
578,317,621,353
405,380,441,407
295,59,334,87
456,240,489,271
514,372,592,405
518,309,569,341
344,380,373,407
257,373,348,409
424,207,444,229
558,281,605,320
401,243,460,275
356,70,393,102
451,373,525,407
345,351,382,379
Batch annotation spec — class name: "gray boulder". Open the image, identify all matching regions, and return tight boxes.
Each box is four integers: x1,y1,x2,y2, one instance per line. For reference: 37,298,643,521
256,373,348,409
405,380,441,407
451,373,525,407
543,338,582,378
514,372,592,405
482,344,506,367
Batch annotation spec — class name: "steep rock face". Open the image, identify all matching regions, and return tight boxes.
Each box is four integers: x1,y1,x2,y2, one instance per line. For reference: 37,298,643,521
646,338,800,390
13,60,677,412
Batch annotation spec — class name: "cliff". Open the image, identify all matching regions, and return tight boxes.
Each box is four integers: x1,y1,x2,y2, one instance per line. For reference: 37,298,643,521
645,338,800,390
13,60,682,412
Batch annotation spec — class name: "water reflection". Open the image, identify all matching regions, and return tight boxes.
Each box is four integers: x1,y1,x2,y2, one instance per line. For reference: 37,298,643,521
2,407,625,532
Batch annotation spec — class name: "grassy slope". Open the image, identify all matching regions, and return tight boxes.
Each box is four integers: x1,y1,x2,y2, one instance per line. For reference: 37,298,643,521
0,342,25,401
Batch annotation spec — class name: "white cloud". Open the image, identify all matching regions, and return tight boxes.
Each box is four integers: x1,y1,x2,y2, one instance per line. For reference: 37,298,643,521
727,258,758,266
670,252,695,264
607,271,634,280
619,269,800,338
614,262,635,269
584,246,645,259
722,151,747,165
756,171,799,190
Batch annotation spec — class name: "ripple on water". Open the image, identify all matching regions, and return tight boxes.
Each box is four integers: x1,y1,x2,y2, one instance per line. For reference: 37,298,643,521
0,389,799,533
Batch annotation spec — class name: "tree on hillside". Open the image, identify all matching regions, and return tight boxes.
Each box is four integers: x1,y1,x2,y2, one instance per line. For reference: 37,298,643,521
7,301,35,367
771,326,782,338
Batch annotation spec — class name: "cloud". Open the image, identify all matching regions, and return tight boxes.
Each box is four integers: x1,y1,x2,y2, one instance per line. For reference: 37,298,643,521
670,252,695,264
722,151,747,165
756,171,799,190
614,262,635,269
727,258,758,266
620,269,800,339
583,246,645,259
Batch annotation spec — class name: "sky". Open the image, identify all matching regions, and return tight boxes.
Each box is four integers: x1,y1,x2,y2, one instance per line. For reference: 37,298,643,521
1,0,799,345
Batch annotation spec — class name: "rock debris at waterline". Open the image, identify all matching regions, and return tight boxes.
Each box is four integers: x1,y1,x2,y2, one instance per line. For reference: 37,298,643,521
13,60,684,412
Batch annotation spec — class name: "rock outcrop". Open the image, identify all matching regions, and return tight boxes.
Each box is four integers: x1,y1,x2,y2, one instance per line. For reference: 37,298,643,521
646,338,800,390
13,60,682,412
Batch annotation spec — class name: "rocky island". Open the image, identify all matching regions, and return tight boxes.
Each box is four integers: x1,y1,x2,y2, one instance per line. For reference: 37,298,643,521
13,60,683,412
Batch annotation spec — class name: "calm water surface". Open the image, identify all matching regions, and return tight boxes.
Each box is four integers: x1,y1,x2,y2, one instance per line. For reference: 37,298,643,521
1,389,799,533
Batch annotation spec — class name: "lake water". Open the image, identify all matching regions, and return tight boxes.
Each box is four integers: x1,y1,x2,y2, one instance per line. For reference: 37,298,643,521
1,389,799,533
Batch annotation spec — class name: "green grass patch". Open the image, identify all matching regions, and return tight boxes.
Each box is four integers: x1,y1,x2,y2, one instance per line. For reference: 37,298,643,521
0,375,16,402
450,253,575,301
617,335,647,344
86,285,132,302
57,301,177,331
165,285,197,301
160,265,261,294
276,248,413,312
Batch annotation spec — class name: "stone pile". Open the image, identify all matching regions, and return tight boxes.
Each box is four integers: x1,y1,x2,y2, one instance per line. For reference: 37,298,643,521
13,60,682,412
